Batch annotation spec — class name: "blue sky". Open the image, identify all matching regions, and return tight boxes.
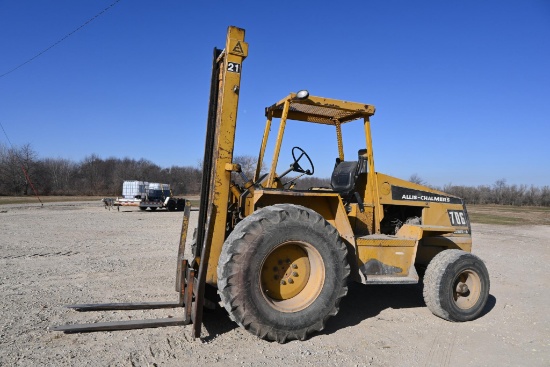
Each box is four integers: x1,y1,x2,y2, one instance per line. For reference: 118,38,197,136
1,1,549,187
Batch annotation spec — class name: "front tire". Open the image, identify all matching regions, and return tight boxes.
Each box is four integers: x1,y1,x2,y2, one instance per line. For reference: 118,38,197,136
423,249,490,322
217,204,349,343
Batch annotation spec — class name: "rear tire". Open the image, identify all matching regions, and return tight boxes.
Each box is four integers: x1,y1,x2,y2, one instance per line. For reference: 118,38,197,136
218,204,349,343
167,200,176,211
423,249,490,322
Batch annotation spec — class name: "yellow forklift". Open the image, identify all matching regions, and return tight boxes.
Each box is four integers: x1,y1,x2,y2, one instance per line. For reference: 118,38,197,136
55,26,490,343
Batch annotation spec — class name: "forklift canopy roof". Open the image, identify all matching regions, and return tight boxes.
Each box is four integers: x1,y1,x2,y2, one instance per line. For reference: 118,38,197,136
265,93,376,125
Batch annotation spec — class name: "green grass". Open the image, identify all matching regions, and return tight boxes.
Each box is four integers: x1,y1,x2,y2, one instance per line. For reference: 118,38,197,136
468,204,550,226
471,204,550,213
468,212,530,225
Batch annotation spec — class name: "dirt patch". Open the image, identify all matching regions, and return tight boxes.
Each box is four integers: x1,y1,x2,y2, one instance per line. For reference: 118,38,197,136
0,202,548,366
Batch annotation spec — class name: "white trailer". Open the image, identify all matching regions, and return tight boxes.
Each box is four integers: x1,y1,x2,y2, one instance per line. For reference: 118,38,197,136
114,180,145,208
114,180,185,211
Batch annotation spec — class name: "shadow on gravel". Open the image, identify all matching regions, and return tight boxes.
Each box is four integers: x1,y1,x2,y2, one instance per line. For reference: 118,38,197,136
322,281,425,335
201,306,238,341
195,283,497,340
480,294,496,318
322,282,498,336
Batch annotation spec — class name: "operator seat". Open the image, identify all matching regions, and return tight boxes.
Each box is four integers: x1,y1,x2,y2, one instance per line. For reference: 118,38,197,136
331,161,359,196
330,149,368,210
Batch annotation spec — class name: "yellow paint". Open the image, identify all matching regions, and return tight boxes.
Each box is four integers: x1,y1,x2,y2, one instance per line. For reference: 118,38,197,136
205,26,247,285
260,241,326,313
255,111,272,182
357,246,415,277
356,237,417,248
228,38,248,57
224,163,240,172
347,203,374,236
335,121,344,161
199,27,473,288
266,99,290,187
261,243,311,300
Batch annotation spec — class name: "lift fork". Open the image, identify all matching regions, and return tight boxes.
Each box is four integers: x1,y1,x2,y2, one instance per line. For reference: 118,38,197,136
52,202,216,339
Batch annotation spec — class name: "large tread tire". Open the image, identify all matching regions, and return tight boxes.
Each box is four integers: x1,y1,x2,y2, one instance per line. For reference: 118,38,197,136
218,204,349,343
423,249,490,322
167,200,176,212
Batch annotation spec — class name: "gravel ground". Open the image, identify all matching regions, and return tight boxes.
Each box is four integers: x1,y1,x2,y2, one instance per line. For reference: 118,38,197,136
0,201,548,366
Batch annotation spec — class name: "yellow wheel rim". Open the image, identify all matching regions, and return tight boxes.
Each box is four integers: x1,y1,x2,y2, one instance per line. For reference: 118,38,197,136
260,241,325,312
453,270,481,310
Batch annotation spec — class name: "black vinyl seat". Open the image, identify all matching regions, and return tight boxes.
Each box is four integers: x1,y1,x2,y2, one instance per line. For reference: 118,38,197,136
331,161,359,196
330,149,368,211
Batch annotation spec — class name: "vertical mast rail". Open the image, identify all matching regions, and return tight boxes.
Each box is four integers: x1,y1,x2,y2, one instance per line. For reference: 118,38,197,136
204,26,248,285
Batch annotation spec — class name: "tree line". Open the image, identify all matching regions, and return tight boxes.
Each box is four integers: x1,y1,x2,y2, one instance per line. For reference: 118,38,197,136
1,144,548,206
440,180,550,207
0,144,202,196
410,175,550,206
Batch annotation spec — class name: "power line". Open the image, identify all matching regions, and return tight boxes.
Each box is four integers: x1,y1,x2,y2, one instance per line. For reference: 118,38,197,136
0,0,122,79
0,120,15,148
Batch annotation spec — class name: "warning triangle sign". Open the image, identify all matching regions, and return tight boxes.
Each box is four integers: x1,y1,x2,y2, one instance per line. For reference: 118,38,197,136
232,41,244,55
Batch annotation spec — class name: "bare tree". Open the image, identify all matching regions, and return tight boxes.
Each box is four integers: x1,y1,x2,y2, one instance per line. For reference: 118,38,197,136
79,154,106,195
234,155,261,179
409,173,426,186
18,144,38,195
39,158,76,194
2,141,550,207
0,143,38,195
232,155,265,184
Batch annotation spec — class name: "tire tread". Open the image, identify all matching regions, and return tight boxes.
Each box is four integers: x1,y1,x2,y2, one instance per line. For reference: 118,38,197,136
217,204,349,342
423,249,489,322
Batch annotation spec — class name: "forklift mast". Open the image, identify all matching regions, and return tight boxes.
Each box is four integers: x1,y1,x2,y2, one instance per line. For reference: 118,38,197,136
53,26,249,338
195,26,248,285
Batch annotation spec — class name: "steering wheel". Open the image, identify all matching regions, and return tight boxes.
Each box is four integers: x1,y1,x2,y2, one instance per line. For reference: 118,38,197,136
291,147,315,175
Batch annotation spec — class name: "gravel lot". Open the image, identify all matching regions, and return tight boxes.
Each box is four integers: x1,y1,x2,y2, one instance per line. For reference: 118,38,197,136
1,201,548,366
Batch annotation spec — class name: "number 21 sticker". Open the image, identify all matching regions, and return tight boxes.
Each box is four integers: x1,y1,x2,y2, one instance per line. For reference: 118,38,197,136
227,62,241,73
